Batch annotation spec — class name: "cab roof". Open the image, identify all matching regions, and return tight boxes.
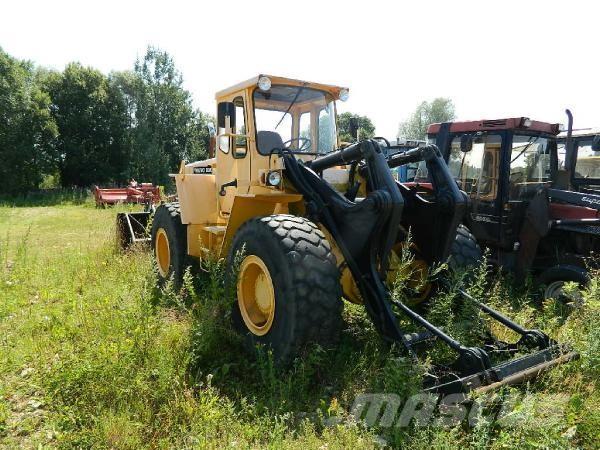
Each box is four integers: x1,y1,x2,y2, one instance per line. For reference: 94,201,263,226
557,128,600,139
215,74,348,100
427,117,561,135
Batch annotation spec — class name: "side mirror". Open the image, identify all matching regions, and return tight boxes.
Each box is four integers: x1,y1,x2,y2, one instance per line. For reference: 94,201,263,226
349,117,359,141
592,135,600,152
460,134,473,152
217,102,236,129
207,121,216,137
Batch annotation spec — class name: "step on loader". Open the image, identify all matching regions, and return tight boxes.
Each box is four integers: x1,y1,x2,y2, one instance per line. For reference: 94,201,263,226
118,75,577,393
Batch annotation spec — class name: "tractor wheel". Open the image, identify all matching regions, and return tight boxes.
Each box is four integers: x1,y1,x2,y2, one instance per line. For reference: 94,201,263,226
537,265,588,305
151,203,187,290
448,225,483,273
227,214,343,364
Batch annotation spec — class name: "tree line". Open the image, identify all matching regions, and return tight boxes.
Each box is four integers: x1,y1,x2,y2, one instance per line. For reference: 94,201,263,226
0,46,211,195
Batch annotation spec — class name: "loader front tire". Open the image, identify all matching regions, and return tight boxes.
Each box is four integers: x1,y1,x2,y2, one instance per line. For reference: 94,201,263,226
448,224,483,273
151,203,187,290
227,215,343,364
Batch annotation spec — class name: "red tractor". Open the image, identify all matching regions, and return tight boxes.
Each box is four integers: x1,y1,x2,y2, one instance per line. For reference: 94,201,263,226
423,117,600,301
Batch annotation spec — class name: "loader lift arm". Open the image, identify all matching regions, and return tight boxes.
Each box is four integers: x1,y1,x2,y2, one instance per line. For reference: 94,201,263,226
284,140,577,393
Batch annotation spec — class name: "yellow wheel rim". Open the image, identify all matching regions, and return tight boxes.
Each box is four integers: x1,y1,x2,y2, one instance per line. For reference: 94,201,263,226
404,258,432,303
237,255,275,336
387,244,432,305
155,228,170,277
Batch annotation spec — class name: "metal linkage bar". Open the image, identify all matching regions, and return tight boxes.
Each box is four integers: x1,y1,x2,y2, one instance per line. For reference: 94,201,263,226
390,298,463,352
458,289,528,336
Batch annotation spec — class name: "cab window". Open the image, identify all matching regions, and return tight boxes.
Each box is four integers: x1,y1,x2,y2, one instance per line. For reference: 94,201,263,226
574,138,600,179
509,135,550,199
233,96,247,157
299,112,311,141
318,105,336,153
448,134,501,200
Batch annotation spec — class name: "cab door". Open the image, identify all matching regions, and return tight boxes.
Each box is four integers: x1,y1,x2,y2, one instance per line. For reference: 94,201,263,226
215,94,251,217
449,133,504,245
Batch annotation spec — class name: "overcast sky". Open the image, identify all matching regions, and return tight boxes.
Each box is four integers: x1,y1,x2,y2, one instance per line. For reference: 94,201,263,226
1,0,598,137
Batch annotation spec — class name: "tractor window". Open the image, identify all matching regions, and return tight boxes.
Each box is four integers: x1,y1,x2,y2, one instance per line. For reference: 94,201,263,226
557,140,567,170
448,134,501,200
574,138,600,179
509,135,551,199
233,96,247,157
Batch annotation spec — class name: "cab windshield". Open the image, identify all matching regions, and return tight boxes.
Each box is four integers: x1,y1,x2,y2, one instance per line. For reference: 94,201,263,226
253,85,337,155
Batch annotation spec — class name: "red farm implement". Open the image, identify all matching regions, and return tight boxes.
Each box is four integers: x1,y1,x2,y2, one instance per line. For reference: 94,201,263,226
94,183,161,208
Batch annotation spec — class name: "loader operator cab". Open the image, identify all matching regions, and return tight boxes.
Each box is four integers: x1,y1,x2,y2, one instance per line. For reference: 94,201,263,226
215,77,340,158
199,76,348,218
427,118,561,248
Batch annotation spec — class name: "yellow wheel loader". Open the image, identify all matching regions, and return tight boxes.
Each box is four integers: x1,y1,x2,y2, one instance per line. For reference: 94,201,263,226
118,75,577,393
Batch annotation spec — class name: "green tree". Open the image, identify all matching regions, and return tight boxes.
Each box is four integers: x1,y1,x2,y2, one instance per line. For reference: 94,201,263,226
185,110,213,162
1,45,211,193
398,98,456,140
337,112,376,143
43,62,129,187
129,46,208,185
0,48,57,194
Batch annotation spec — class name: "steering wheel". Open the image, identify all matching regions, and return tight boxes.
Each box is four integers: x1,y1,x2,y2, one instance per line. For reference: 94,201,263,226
283,137,312,152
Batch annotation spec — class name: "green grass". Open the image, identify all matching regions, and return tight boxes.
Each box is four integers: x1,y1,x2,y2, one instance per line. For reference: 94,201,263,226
0,203,599,449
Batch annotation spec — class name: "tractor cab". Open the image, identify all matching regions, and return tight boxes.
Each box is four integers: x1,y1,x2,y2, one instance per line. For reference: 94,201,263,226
427,118,561,249
427,117,600,287
557,128,600,192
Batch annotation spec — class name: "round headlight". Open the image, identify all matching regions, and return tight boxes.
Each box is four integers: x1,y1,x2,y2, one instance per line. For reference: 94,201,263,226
267,171,282,186
258,76,272,91
339,88,349,102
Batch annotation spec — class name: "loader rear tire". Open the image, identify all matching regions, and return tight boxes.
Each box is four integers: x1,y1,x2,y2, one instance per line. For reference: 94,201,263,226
227,214,343,364
151,203,187,290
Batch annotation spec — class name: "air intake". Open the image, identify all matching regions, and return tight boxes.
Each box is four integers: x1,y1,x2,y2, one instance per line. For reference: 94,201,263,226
481,119,507,128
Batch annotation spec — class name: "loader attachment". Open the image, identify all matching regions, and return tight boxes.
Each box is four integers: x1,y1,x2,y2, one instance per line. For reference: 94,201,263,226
283,140,577,394
116,212,151,249
418,290,578,394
